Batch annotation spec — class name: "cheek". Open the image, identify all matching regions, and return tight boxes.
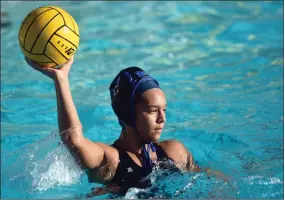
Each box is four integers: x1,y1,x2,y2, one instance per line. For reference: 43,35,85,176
136,113,155,131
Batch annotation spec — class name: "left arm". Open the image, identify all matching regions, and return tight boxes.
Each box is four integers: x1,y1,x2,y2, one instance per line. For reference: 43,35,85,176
160,140,228,181
159,140,200,172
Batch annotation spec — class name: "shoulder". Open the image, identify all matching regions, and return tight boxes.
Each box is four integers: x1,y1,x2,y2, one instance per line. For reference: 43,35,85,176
96,142,119,156
157,139,187,151
157,139,189,161
157,140,199,172
95,142,120,168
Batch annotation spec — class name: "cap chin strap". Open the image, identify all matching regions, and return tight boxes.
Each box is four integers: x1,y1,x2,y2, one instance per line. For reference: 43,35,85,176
141,142,156,174
131,112,156,174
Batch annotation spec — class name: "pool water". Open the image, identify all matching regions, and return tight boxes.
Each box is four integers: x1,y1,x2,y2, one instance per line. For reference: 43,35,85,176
1,1,283,199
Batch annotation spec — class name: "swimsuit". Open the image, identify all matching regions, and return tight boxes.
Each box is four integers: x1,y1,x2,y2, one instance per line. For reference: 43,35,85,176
111,143,174,189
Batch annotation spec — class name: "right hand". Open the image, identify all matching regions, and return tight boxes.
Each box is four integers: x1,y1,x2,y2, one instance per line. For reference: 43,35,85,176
25,56,74,80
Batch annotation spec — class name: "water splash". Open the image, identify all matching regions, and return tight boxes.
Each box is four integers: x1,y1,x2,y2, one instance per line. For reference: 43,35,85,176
1,131,84,197
30,145,83,192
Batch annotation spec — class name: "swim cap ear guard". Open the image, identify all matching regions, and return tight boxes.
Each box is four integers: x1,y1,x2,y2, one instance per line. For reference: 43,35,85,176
109,66,160,128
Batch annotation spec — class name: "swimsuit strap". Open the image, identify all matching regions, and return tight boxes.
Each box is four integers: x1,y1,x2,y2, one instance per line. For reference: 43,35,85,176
112,142,157,174
141,143,156,174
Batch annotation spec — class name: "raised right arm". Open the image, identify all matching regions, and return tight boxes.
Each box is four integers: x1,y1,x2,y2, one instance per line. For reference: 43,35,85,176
25,57,117,181
54,73,105,169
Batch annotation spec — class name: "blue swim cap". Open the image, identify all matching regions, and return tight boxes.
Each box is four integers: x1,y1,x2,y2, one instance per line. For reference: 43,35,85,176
109,67,160,128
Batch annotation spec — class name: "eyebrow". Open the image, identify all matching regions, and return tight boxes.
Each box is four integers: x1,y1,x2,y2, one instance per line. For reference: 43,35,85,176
147,104,167,108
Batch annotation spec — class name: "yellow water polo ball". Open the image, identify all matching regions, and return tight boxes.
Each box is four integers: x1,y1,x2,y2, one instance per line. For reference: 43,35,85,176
18,6,80,68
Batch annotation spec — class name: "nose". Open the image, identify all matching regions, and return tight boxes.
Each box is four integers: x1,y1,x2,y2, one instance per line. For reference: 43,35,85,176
157,109,166,123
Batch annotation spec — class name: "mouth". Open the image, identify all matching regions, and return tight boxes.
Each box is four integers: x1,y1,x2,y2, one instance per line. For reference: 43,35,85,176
154,128,163,132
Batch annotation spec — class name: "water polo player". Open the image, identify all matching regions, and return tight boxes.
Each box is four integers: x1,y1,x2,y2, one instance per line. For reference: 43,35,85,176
25,57,202,192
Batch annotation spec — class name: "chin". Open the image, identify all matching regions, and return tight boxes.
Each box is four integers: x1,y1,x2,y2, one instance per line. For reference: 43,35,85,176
144,135,160,143
151,132,162,142
142,130,162,143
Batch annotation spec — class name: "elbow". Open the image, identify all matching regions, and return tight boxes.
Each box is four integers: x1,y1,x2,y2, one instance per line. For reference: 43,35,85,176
60,125,84,148
69,133,84,147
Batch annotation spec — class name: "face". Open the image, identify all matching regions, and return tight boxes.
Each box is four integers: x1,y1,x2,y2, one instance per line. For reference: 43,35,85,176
135,88,167,143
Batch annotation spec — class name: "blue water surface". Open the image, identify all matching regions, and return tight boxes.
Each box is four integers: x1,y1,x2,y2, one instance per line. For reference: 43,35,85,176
1,1,284,199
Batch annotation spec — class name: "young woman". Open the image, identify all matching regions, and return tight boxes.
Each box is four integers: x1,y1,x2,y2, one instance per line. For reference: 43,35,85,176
25,56,202,192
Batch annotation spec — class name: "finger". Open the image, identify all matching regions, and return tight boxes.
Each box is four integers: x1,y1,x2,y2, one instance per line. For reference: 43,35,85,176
44,67,57,74
25,57,56,77
25,57,44,71
26,60,42,72
65,56,74,66
40,67,56,78
25,57,38,66
58,56,74,70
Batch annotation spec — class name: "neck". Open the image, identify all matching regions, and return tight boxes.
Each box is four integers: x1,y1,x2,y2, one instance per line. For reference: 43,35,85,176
115,126,147,155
